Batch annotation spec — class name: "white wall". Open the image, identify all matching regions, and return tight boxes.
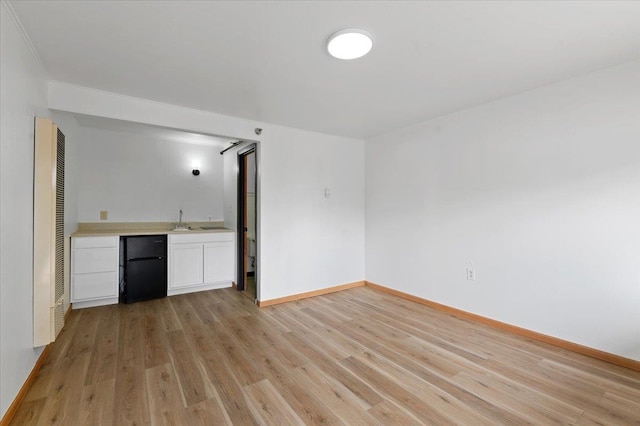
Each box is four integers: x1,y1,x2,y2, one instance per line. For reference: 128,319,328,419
366,60,640,361
247,151,256,193
0,2,49,416
246,152,256,273
258,129,365,301
70,124,224,223
49,83,366,302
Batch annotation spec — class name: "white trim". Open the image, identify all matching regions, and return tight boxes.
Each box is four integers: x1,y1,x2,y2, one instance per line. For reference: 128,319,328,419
48,80,262,136
71,297,118,310
1,1,49,79
167,281,231,297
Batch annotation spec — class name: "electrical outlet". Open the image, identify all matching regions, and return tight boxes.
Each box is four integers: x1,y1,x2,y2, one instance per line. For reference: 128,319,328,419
467,268,476,281
100,210,108,220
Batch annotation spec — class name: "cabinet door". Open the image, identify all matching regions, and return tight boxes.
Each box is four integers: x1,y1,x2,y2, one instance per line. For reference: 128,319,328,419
169,244,203,289
203,241,234,284
71,272,118,301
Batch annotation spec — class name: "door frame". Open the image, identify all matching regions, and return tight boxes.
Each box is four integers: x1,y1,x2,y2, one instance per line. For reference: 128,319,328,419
236,144,257,297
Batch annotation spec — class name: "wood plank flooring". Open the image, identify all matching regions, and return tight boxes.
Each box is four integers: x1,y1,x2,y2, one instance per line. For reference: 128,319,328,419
11,287,640,425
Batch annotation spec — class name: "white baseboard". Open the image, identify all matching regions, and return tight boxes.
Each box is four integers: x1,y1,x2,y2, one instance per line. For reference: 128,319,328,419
71,297,119,309
167,281,232,296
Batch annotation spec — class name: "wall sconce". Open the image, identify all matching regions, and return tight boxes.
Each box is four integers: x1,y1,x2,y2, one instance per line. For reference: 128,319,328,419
191,160,201,176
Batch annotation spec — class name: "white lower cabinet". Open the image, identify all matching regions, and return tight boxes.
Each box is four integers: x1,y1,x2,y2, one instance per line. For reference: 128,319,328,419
168,232,234,296
71,232,235,305
71,236,119,309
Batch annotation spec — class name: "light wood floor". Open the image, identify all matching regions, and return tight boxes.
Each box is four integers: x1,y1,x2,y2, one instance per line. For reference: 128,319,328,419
245,275,257,301
11,287,640,425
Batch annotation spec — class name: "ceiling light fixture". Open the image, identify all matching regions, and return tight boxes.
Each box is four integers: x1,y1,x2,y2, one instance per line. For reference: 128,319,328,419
327,28,373,60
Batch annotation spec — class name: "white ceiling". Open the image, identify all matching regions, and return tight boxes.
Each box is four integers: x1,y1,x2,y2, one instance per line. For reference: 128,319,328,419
11,1,640,139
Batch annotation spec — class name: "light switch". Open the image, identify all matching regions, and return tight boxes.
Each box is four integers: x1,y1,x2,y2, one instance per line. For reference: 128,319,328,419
324,188,331,198
100,210,108,220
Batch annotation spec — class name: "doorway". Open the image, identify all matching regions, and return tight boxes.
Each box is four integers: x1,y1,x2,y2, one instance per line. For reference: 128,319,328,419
237,146,257,301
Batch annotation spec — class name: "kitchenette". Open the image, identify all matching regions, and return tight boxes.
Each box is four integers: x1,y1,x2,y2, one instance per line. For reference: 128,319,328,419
50,113,240,310
70,220,234,309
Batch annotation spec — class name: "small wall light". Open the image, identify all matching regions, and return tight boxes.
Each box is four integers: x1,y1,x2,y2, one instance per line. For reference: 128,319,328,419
191,160,201,176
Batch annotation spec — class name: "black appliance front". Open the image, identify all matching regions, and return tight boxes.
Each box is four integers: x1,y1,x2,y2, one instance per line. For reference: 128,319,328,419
121,235,167,303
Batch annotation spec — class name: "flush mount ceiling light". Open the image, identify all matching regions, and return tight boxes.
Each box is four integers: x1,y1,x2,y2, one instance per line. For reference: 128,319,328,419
327,28,373,60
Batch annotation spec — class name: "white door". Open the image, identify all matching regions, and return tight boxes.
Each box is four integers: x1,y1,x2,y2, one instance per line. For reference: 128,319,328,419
203,242,234,284
169,244,203,288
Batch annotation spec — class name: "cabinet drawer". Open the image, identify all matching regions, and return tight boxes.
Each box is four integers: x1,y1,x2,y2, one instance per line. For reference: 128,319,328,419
72,236,119,249
71,272,118,301
169,232,233,245
73,247,118,274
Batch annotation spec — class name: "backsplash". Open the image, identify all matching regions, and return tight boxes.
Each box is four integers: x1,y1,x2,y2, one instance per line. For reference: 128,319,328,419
78,221,226,232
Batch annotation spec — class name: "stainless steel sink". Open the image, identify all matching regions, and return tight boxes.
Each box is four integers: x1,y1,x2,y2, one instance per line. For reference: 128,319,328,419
170,226,192,231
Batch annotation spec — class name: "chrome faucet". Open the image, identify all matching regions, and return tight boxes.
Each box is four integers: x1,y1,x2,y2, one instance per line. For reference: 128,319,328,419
171,209,190,230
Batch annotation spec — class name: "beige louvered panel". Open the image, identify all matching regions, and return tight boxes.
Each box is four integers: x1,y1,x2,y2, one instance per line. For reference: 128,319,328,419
34,118,66,346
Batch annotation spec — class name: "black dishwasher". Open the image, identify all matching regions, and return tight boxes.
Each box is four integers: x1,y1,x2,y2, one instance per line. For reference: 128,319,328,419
120,235,167,303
